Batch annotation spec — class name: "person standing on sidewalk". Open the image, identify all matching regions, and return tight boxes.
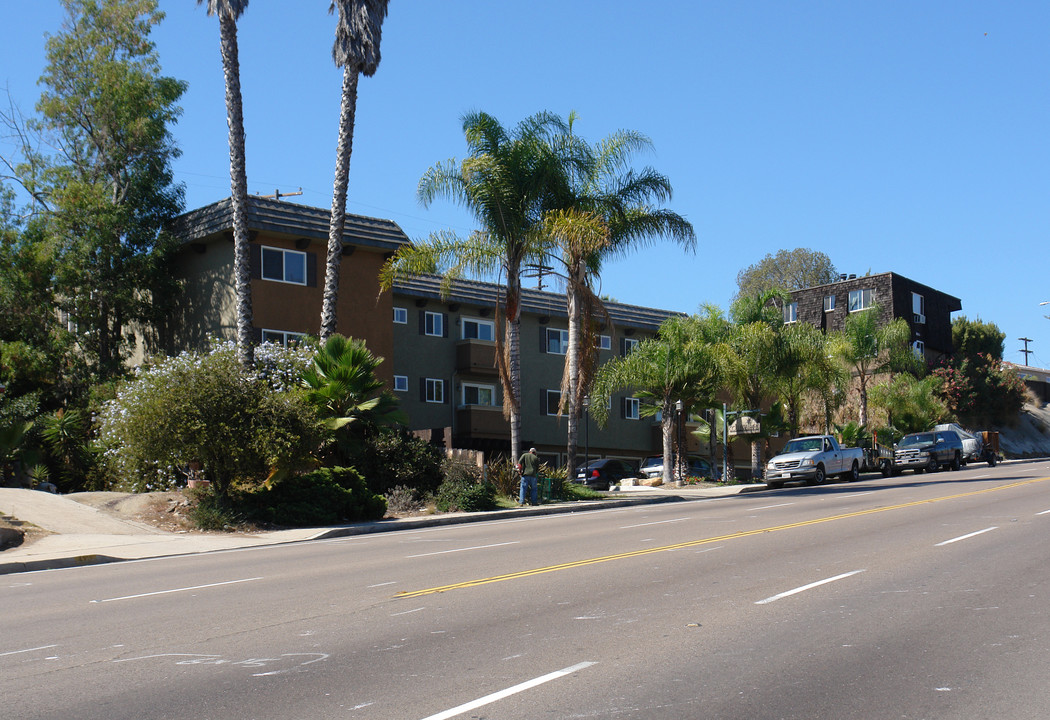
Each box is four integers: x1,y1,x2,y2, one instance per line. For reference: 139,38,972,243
517,447,540,506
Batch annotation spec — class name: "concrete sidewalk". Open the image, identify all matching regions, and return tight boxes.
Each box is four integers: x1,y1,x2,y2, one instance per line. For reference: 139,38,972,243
0,483,763,575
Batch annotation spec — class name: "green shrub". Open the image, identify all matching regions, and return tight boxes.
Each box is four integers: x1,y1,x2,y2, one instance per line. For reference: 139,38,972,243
485,456,520,497
352,427,444,496
435,457,496,512
244,467,386,527
96,341,322,497
188,487,245,531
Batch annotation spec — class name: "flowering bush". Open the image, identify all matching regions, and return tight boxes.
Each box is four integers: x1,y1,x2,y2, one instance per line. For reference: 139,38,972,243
96,340,324,495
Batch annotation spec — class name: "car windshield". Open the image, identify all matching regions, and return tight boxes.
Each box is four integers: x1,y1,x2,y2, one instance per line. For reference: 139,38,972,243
781,438,824,454
900,433,936,447
640,457,661,470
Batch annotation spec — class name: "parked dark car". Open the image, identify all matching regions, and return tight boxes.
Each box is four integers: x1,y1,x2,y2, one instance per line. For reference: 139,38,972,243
893,430,964,474
574,458,637,490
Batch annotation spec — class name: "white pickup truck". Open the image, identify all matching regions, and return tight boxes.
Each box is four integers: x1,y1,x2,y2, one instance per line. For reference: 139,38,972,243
764,435,865,488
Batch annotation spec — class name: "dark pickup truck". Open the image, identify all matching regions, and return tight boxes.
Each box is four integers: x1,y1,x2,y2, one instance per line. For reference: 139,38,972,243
893,430,964,474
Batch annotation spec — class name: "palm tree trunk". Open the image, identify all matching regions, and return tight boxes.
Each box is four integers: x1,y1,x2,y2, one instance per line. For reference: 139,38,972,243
662,399,675,486
218,13,253,366
751,438,763,480
321,66,360,342
506,265,523,464
564,278,581,476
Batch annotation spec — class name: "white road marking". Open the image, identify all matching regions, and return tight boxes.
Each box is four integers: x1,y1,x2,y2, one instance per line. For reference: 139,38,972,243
405,541,518,559
840,492,875,499
936,527,998,546
368,581,397,588
390,607,425,617
620,517,691,529
755,570,866,605
90,577,262,603
0,644,58,657
1037,509,1050,516
419,661,598,720
750,503,795,511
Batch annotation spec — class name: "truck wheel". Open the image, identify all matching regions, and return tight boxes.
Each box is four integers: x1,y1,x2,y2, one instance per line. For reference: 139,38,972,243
926,457,939,473
842,461,859,482
950,453,961,471
880,460,892,478
808,465,826,486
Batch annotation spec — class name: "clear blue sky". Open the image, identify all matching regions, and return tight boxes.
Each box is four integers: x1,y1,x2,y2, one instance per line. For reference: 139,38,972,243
4,2,1048,367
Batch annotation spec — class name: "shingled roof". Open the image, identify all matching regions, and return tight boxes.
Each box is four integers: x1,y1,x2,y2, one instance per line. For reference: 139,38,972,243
171,196,411,252
394,274,684,333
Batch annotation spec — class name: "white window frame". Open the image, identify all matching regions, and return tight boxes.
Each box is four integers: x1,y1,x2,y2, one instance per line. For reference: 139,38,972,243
598,334,612,351
784,302,798,323
545,389,564,416
623,337,639,355
393,375,409,392
393,307,408,324
546,328,569,355
461,382,496,406
912,340,925,359
823,295,836,312
260,246,307,285
260,329,306,347
461,317,495,341
425,378,444,403
912,293,925,323
848,288,874,312
624,397,640,420
424,311,444,337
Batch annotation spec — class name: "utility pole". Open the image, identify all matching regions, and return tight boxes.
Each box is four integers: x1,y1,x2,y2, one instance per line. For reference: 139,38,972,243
256,187,303,201
1019,337,1033,365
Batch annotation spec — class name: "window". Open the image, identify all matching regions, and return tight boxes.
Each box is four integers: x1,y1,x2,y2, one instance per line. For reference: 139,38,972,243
823,295,836,312
848,288,874,312
462,317,495,341
546,328,569,354
462,383,495,406
624,397,640,420
598,334,612,351
393,307,407,324
393,375,409,392
545,390,564,416
784,302,798,323
912,341,925,359
261,246,306,285
260,329,305,347
424,378,444,403
424,311,444,337
622,337,639,356
912,293,925,323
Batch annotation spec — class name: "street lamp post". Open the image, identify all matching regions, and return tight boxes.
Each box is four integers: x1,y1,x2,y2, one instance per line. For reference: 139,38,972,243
675,399,684,484
582,395,591,470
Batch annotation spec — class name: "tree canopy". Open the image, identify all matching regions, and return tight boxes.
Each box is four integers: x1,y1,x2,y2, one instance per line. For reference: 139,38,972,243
734,248,838,302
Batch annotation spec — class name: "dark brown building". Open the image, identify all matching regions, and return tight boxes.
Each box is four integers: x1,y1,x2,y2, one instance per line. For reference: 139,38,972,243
786,272,962,363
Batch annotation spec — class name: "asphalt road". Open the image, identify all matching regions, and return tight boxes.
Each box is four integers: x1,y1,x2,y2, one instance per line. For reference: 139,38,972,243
4,461,1050,719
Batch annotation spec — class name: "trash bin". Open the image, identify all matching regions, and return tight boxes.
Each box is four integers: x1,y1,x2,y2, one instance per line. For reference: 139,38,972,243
539,477,552,503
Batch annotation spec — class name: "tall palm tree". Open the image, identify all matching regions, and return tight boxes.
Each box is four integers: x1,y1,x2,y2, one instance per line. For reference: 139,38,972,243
590,312,723,486
197,0,253,366
320,0,390,342
717,290,792,478
539,118,696,475
829,304,917,427
379,111,567,463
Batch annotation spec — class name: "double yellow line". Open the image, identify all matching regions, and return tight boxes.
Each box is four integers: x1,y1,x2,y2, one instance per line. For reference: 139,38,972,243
396,476,1048,598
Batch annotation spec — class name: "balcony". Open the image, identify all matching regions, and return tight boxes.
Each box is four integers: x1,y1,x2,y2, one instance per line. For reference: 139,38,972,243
455,404,510,439
456,339,498,376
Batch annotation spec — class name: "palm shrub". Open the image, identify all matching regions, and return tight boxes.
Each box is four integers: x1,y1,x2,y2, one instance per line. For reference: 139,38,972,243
302,334,404,463
97,340,322,497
